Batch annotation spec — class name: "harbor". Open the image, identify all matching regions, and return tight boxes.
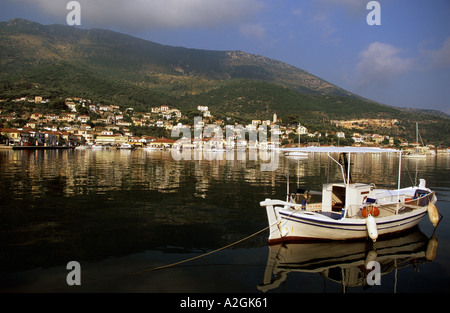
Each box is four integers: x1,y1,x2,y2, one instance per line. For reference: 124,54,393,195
0,148,448,293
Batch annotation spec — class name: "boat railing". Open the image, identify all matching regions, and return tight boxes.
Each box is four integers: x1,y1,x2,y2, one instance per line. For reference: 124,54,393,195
345,203,395,218
345,191,435,219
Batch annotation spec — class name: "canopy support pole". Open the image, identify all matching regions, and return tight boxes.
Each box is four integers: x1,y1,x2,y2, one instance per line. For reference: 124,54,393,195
328,152,346,184
396,151,402,214
286,158,290,202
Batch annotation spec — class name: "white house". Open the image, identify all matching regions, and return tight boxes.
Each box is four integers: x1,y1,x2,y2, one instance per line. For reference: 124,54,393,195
197,105,209,112
78,115,90,123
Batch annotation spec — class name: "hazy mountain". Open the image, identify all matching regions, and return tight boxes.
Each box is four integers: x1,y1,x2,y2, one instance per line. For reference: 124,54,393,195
0,18,448,146
0,18,350,96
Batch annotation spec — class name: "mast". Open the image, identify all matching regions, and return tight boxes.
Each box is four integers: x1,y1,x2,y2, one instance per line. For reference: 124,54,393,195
416,122,418,147
286,157,290,201
298,123,301,147
396,150,402,214
415,122,420,151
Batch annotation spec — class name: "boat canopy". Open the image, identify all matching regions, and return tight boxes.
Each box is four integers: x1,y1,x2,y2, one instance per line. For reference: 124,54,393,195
280,146,400,154
281,146,404,211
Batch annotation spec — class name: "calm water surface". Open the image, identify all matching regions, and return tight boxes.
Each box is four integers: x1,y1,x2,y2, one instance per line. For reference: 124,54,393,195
0,149,449,293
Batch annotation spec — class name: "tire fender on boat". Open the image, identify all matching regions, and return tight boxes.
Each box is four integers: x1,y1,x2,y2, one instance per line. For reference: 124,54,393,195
366,215,378,242
427,202,439,227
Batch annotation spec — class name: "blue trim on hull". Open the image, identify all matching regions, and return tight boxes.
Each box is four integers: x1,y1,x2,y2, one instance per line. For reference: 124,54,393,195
279,210,427,233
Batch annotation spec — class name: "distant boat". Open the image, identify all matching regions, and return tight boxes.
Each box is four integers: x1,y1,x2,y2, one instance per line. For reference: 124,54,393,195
284,151,308,158
204,148,226,152
75,145,91,150
403,122,428,158
143,146,163,151
403,151,427,158
261,146,441,243
118,143,135,150
284,123,308,158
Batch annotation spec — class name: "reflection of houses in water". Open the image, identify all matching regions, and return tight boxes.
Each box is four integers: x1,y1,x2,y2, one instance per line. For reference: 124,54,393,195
6,150,412,202
257,228,438,293
286,152,404,190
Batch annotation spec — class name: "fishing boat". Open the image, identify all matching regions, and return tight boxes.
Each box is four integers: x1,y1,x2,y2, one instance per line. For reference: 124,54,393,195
284,123,308,158
260,146,441,243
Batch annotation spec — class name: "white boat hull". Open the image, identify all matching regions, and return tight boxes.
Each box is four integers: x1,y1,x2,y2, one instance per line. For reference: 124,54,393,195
262,192,436,244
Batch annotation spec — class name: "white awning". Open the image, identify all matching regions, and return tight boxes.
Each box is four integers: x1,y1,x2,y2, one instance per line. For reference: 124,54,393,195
280,146,400,154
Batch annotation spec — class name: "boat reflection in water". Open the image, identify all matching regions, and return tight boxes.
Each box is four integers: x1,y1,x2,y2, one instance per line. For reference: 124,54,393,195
257,228,438,293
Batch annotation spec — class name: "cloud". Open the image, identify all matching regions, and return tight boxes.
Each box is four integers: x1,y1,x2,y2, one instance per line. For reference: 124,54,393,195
291,8,304,18
7,0,264,31
305,0,365,44
239,23,266,41
423,37,450,70
355,42,414,88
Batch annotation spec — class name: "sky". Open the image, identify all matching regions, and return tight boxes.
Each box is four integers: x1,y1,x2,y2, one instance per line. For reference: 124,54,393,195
1,0,449,114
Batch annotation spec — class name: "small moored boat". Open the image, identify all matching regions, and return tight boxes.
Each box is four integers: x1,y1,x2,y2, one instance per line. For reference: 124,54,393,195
284,151,308,158
118,143,135,150
260,147,441,244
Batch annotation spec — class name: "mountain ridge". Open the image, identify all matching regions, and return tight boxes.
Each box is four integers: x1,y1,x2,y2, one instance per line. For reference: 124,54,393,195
0,18,449,147
0,18,357,97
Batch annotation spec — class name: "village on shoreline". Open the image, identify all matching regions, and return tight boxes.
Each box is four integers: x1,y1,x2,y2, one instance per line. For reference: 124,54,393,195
0,96,448,154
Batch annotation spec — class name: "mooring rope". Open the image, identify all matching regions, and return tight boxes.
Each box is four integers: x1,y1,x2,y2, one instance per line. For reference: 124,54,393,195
36,225,271,292
141,226,270,273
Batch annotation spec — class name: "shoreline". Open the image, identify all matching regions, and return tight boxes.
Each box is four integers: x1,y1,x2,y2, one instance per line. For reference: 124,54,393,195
0,145,76,150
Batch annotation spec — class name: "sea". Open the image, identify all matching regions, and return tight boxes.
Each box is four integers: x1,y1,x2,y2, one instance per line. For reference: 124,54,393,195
0,148,449,295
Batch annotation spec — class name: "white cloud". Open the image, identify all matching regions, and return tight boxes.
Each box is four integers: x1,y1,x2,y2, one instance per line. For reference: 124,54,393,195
8,0,264,31
424,37,450,70
291,8,303,17
355,42,414,88
239,23,266,41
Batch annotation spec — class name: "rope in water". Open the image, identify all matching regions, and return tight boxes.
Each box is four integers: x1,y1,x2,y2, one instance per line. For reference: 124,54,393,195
139,225,270,273
40,225,271,291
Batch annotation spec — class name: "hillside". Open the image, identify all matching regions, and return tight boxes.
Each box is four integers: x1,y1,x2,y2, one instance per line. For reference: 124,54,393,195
0,18,348,96
0,18,449,146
